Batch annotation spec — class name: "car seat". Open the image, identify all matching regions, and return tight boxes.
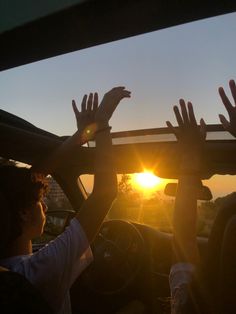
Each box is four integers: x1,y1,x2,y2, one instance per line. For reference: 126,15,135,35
0,266,53,314
203,201,236,313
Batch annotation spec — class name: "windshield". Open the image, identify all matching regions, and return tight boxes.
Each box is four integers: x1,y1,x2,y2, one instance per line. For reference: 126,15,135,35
80,173,236,237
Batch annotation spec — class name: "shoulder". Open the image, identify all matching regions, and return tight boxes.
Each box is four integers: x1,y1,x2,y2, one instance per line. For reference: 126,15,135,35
31,217,93,270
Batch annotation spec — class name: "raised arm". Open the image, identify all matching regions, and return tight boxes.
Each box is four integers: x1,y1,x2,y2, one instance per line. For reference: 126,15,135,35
31,94,98,175
218,79,236,137
74,87,131,242
166,99,206,265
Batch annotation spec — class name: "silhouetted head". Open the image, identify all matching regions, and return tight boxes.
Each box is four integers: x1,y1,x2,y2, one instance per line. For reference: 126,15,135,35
0,165,48,256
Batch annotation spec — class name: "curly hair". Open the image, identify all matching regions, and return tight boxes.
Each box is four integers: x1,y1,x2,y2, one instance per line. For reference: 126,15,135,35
0,165,48,256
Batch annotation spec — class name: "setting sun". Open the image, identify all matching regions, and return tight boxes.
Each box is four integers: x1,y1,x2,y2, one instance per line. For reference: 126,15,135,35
132,171,162,191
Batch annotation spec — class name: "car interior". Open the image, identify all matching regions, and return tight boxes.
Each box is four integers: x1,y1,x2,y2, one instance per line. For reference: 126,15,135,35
1,1,236,313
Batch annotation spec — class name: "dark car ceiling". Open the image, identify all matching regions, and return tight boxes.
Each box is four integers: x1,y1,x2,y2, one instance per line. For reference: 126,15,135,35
0,0,236,71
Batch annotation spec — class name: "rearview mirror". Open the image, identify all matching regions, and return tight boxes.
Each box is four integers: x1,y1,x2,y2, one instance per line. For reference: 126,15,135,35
164,183,213,201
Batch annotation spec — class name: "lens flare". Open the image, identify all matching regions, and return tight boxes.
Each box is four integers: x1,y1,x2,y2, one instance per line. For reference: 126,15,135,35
133,171,162,190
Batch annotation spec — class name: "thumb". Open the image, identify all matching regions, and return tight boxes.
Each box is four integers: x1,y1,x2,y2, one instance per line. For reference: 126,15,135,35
72,100,79,115
219,114,231,131
200,118,207,140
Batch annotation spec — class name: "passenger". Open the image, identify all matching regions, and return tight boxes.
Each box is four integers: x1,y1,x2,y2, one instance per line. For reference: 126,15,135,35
166,99,206,314
0,87,131,314
218,79,236,137
167,79,236,314
215,79,236,313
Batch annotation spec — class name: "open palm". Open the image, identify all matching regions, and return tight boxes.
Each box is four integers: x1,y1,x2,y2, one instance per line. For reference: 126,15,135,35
72,92,98,134
219,79,236,137
95,87,131,125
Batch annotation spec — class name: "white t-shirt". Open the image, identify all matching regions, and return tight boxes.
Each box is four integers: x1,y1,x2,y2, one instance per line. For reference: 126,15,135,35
0,218,93,314
169,263,195,314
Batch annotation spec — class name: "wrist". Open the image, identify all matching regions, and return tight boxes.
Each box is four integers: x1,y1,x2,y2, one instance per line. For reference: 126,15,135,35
95,120,110,130
95,126,112,136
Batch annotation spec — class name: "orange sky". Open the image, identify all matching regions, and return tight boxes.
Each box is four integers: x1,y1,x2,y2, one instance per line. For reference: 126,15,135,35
80,173,236,200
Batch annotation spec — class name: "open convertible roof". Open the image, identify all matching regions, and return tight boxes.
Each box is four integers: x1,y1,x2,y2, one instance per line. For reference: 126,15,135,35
0,109,236,179
1,0,236,71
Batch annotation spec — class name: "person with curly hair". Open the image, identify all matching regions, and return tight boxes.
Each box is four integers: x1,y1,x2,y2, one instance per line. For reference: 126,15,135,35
0,87,131,314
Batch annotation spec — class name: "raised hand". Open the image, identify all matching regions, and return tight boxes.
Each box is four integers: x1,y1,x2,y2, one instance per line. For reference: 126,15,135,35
72,92,98,133
95,87,131,126
168,105,203,273
218,79,236,137
166,99,206,156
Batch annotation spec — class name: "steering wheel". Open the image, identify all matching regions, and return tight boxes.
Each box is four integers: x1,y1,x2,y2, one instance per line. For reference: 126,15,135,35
82,219,145,295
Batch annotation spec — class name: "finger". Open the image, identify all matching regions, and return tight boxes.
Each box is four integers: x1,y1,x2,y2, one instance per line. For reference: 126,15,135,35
219,114,231,131
173,105,184,127
81,94,87,112
72,100,80,115
200,118,207,140
87,93,93,111
106,87,125,95
113,88,131,97
113,90,131,101
112,86,125,90
93,92,98,111
229,79,236,105
166,121,178,139
218,87,233,114
121,90,131,98
187,102,197,126
179,99,189,124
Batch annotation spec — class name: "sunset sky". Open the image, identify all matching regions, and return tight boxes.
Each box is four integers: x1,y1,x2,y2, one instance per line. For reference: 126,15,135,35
1,12,236,198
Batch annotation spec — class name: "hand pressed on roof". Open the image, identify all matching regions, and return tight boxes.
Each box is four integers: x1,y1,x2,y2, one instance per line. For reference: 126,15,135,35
166,99,206,158
219,79,236,137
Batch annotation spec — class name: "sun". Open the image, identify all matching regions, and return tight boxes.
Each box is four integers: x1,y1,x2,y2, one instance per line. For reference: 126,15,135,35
132,171,162,191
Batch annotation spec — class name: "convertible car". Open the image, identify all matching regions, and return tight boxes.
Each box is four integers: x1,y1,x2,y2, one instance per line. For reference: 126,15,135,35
1,108,236,313
1,1,236,313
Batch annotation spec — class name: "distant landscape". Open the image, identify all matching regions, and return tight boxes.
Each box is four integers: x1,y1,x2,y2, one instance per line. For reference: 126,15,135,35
108,175,236,237
44,175,236,239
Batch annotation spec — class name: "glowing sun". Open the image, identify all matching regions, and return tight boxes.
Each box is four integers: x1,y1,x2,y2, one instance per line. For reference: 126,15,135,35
133,171,162,190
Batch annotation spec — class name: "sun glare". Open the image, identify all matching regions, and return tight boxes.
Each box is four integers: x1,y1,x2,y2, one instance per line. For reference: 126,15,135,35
133,171,162,191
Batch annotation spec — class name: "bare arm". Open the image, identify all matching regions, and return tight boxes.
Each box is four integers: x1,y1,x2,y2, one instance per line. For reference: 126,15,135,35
218,79,236,137
167,99,206,265
173,162,201,264
32,88,130,243
31,130,86,175
31,94,99,174
74,87,131,242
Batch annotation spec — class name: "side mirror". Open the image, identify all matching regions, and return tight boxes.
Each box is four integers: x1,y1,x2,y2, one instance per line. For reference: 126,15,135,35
164,183,213,201
44,210,75,236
